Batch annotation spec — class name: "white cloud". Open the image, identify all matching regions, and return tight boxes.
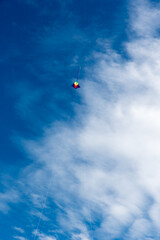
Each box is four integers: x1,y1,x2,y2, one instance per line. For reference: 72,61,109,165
19,0,160,239
71,233,91,240
30,209,49,221
0,190,19,214
14,227,24,234
127,218,153,239
33,230,57,240
130,0,160,38
14,236,27,240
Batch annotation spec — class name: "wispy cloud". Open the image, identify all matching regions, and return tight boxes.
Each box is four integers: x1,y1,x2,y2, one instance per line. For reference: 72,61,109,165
30,209,49,221
0,189,19,214
33,230,57,240
14,227,25,234
130,0,160,38
14,236,27,240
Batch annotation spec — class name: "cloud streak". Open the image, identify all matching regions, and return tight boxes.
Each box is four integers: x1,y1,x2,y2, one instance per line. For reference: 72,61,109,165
0,189,19,214
14,227,25,233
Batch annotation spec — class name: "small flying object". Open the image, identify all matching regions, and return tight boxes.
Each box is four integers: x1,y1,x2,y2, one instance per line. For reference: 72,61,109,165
72,67,81,89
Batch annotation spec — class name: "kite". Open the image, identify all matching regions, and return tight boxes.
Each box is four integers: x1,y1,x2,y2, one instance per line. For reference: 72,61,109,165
72,66,81,89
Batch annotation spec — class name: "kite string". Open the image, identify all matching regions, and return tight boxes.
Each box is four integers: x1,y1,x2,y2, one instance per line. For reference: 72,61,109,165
33,175,53,240
76,66,81,81
34,66,81,240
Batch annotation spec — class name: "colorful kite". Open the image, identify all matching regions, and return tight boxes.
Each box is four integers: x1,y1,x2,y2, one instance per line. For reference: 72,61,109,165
72,67,81,89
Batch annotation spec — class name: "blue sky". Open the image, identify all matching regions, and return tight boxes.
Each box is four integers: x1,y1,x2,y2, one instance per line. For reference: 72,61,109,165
1,0,160,239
